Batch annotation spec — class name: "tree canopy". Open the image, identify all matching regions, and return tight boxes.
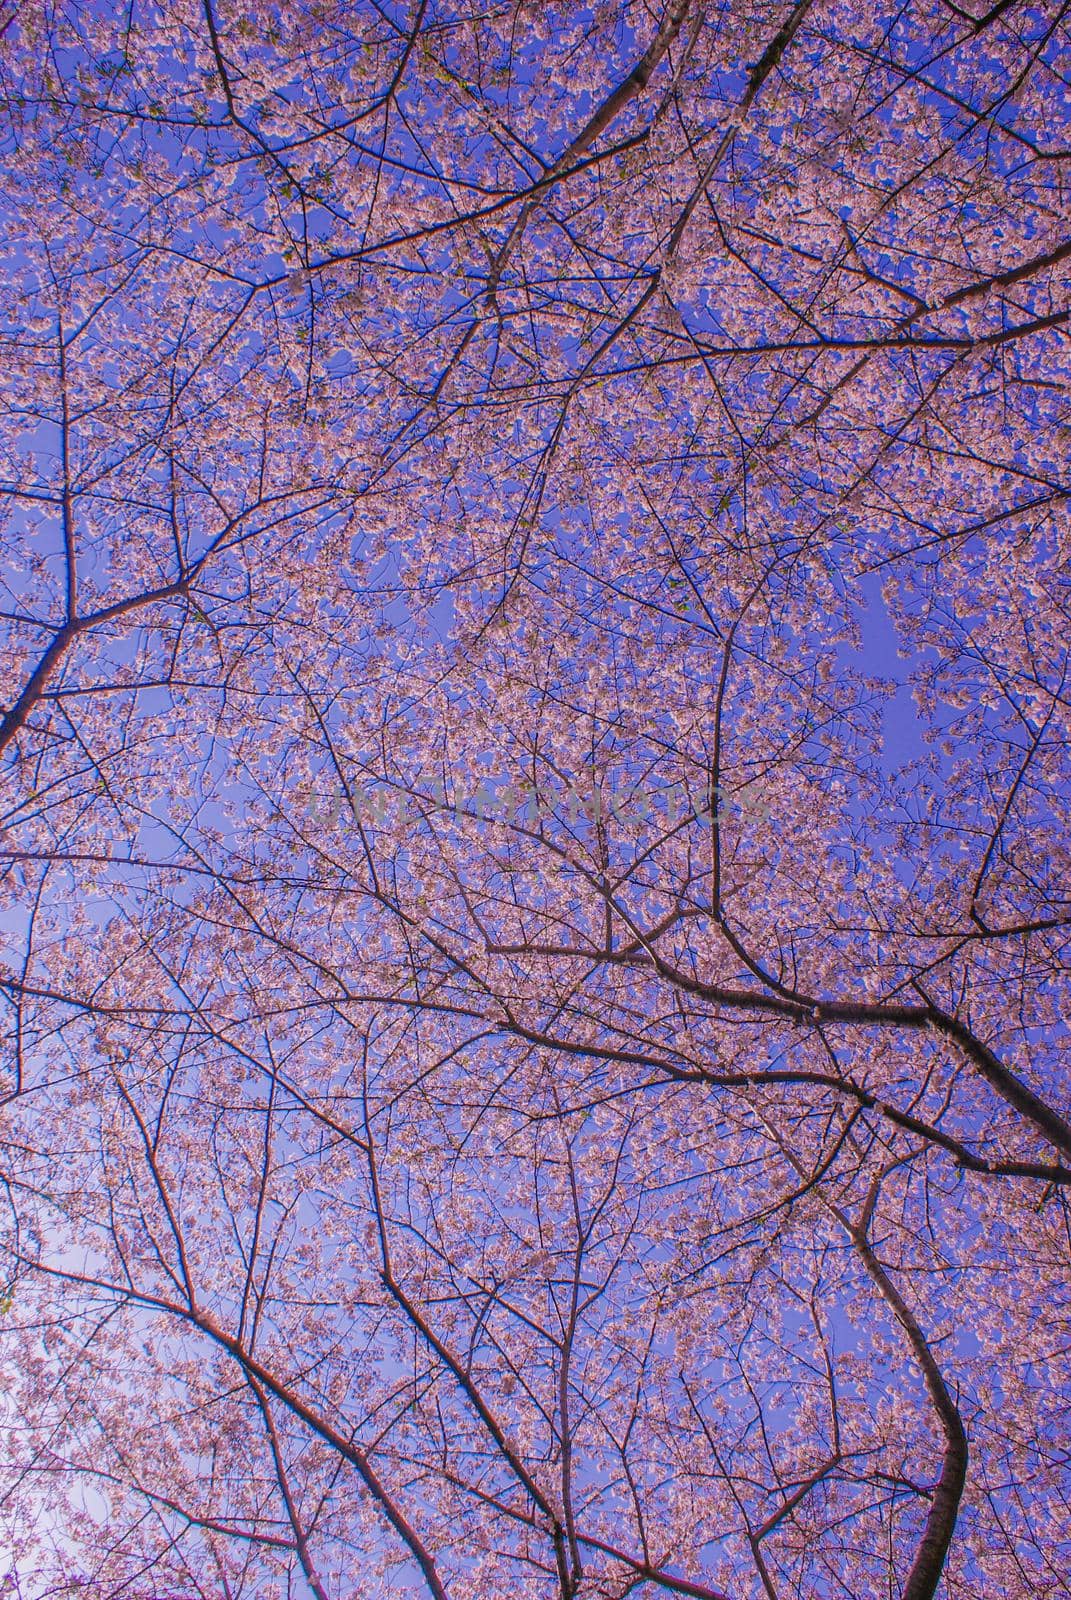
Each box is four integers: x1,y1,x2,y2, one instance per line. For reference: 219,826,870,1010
1,3,1069,1597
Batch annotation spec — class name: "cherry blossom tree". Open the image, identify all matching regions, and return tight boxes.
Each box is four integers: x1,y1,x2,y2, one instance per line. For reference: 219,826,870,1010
1,2,1069,1598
